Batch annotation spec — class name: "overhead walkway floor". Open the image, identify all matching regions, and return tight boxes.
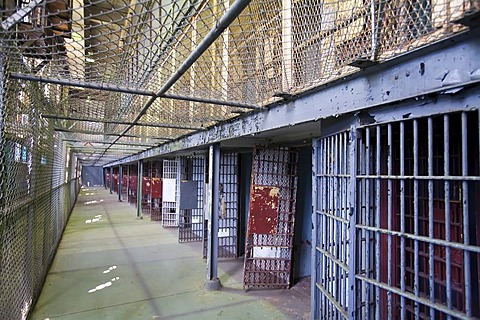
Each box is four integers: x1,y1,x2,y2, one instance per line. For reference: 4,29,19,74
29,187,310,320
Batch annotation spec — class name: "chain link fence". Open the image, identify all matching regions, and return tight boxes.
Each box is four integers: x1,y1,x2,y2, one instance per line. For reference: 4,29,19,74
1,0,477,166
0,51,80,318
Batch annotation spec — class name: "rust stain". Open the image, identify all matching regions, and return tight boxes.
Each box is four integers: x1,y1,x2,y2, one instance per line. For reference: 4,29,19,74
248,185,280,235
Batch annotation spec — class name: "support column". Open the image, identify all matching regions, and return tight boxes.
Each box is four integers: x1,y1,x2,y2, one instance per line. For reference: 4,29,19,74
109,167,113,194
205,143,221,290
118,165,123,202
126,164,130,202
137,159,143,218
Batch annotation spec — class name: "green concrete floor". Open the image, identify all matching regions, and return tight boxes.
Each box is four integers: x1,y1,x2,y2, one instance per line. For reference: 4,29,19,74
29,187,310,320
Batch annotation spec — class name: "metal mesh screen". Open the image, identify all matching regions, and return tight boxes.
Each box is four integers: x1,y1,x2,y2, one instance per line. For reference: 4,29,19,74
243,146,298,289
313,111,480,319
1,0,477,165
0,60,79,319
178,156,205,242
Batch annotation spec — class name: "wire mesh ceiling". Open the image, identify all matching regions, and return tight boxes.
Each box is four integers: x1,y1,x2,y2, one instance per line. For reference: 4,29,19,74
0,0,477,165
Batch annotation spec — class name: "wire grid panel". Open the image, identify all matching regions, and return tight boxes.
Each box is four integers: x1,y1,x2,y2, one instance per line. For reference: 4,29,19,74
243,147,298,289
162,158,180,227
0,75,79,319
0,1,476,166
178,156,205,242
354,111,480,319
312,131,353,319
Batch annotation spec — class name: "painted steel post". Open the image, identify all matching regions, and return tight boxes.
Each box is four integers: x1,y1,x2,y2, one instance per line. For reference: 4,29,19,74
109,167,113,194
205,143,221,290
126,164,130,203
118,165,123,202
348,126,358,320
137,159,143,218
311,140,318,320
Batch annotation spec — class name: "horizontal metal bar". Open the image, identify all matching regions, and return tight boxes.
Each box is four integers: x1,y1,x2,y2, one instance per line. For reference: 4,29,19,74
315,246,349,271
43,114,205,131
355,275,470,320
11,74,261,111
10,73,156,96
355,174,480,181
356,224,480,254
317,173,480,181
315,209,349,224
54,127,172,141
315,283,349,319
63,139,156,147
162,93,261,110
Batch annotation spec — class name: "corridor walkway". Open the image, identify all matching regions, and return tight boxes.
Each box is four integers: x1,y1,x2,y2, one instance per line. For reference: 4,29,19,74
29,187,310,320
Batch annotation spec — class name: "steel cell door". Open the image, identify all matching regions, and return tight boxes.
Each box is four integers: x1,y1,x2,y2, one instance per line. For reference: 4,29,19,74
243,147,298,289
162,158,180,227
312,131,354,319
178,156,205,242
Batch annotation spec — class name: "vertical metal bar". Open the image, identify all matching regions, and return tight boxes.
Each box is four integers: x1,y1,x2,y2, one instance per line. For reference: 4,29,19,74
205,144,221,289
444,115,452,318
311,140,318,320
375,125,381,320
343,132,348,310
461,112,471,317
348,127,357,319
365,127,371,319
137,159,143,218
109,167,113,194
103,168,106,189
340,132,345,310
387,123,393,319
327,136,332,316
400,121,406,320
428,117,435,319
334,134,339,310
126,165,130,202
321,138,327,316
370,0,377,60
118,165,123,202
413,119,419,319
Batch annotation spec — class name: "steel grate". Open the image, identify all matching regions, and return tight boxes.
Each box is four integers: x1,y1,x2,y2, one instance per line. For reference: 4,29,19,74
178,156,205,242
218,152,239,257
243,146,298,289
313,111,480,319
162,158,180,227
312,130,353,319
